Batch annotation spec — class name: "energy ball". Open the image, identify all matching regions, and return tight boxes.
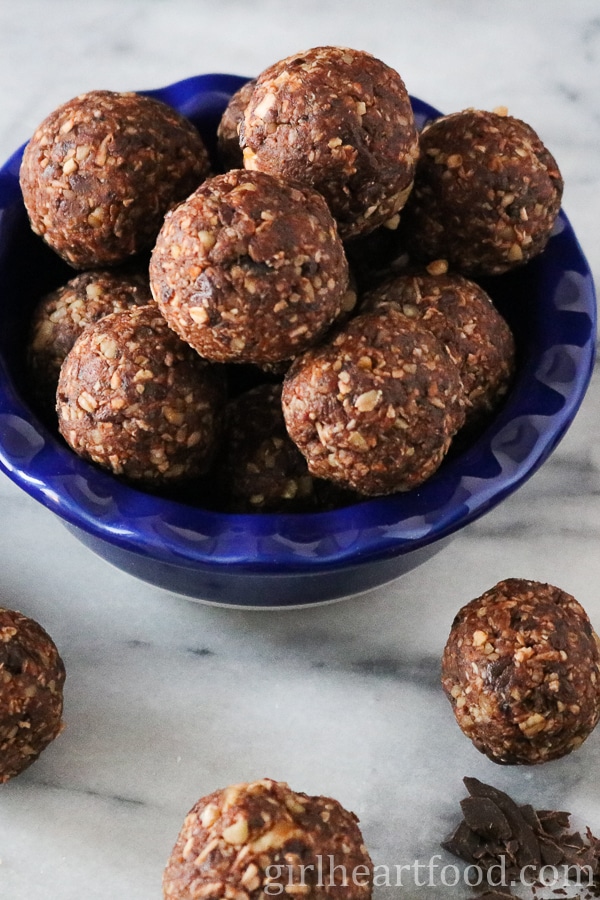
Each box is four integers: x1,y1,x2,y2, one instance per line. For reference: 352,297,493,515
150,169,349,366
216,383,319,513
27,268,152,417
240,46,419,240
0,606,65,783
361,269,515,426
57,305,225,485
441,579,600,765
163,778,373,900
20,90,211,268
282,308,466,496
402,108,563,276
217,80,256,171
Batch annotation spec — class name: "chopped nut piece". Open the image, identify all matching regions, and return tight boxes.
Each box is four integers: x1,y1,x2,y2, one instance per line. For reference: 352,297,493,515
222,817,249,845
425,259,449,276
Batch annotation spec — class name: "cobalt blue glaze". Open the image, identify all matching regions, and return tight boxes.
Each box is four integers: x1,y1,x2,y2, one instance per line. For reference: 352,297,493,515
0,74,596,606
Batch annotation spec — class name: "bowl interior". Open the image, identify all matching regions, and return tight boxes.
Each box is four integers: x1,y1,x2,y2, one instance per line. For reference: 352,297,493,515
0,74,596,576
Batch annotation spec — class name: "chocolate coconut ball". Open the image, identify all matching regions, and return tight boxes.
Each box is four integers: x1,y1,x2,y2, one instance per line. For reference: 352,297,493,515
361,269,515,426
216,383,319,513
240,46,419,240
20,90,210,268
217,80,256,171
150,169,349,366
57,305,225,485
163,778,373,900
441,579,600,765
0,607,65,783
27,268,153,417
402,108,563,276
282,308,466,496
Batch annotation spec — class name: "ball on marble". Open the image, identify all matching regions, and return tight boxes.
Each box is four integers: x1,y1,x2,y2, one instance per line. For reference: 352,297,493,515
441,578,600,764
20,89,210,268
163,778,373,900
401,108,563,276
0,607,65,783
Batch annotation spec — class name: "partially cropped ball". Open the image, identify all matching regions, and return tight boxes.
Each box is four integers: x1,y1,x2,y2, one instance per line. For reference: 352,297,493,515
27,268,152,417
163,778,373,900
20,90,210,268
217,80,256,170
150,169,349,365
240,46,419,239
282,308,466,496
0,607,65,783
216,383,320,513
57,305,225,485
441,579,600,764
402,108,563,276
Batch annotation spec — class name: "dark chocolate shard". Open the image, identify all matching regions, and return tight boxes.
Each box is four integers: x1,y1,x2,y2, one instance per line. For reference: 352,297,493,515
441,819,484,863
444,778,600,896
463,777,541,869
538,835,566,867
537,809,572,834
519,803,542,834
460,795,513,841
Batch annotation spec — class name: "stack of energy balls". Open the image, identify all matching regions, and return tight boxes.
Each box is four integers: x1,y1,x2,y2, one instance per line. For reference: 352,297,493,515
21,46,563,512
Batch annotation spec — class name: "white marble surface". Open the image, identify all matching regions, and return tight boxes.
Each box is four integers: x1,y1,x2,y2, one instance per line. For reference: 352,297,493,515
1,2,600,898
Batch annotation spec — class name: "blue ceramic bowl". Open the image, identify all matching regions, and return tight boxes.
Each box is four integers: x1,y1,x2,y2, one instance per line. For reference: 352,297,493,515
0,74,596,607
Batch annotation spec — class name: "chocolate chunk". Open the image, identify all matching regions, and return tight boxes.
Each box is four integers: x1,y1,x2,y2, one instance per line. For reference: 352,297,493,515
443,777,600,895
460,796,512,842
537,810,572,835
441,819,485,863
538,835,566,867
464,778,541,869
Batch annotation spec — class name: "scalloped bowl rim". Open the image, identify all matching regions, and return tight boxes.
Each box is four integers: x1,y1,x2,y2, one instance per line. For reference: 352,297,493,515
0,72,596,577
